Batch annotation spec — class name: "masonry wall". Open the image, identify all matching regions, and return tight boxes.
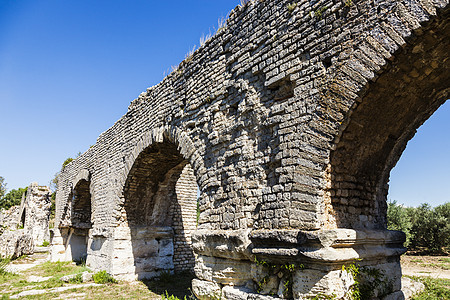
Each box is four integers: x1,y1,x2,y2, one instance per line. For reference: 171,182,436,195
54,0,449,284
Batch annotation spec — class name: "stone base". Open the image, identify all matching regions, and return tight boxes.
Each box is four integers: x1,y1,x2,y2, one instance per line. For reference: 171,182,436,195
111,226,175,280
191,229,407,300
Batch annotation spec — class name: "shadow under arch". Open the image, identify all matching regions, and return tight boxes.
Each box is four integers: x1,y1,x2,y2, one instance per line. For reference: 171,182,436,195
60,172,93,263
117,138,199,280
328,13,449,230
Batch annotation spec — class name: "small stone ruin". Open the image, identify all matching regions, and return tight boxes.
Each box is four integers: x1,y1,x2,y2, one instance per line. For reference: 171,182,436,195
0,183,52,258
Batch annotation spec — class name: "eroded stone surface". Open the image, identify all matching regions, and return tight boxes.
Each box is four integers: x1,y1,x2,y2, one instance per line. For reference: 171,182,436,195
0,229,34,258
51,0,449,298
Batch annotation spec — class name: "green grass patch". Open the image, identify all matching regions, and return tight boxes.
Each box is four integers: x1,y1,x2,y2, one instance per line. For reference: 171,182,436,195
439,257,450,263
408,276,450,300
25,261,89,278
92,271,117,284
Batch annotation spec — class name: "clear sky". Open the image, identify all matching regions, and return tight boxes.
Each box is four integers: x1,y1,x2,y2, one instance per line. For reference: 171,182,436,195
0,0,448,207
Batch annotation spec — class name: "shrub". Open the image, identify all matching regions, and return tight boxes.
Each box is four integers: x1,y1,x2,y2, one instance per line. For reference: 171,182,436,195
387,201,450,254
93,270,117,284
0,187,27,210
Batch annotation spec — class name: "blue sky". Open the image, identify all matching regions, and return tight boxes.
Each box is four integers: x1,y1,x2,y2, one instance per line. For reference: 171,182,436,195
0,0,448,207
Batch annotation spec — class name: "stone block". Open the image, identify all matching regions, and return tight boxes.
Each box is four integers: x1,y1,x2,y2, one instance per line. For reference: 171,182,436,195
192,279,222,300
195,254,253,286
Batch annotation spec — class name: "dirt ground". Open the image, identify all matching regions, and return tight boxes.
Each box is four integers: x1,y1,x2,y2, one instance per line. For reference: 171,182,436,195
401,254,450,279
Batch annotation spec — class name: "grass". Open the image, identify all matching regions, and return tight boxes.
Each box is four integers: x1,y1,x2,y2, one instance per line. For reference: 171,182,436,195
420,263,450,270
92,271,117,284
143,270,195,299
408,276,450,300
0,256,194,299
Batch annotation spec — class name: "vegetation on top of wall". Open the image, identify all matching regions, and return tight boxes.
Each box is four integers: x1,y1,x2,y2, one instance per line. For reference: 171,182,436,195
287,2,298,13
387,201,450,254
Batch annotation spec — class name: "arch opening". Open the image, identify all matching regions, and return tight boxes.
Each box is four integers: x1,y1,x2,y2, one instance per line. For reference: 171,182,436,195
119,141,198,279
64,179,92,263
327,16,449,229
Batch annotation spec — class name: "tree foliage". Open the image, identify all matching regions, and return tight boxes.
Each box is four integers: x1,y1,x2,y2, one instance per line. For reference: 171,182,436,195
387,201,450,254
0,177,6,199
50,156,78,192
0,187,27,210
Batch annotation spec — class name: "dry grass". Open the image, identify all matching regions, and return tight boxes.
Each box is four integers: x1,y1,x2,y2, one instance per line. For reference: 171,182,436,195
0,256,194,299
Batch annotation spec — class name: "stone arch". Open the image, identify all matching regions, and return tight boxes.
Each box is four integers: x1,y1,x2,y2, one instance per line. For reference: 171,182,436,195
326,10,449,230
61,170,93,263
111,126,201,279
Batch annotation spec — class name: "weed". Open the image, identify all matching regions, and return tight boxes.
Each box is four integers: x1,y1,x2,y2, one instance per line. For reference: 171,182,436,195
158,271,174,284
217,16,227,33
287,2,298,13
93,270,117,284
344,0,353,7
68,273,83,284
342,262,394,300
41,240,50,247
184,45,196,63
409,276,450,300
0,257,11,276
315,6,328,19
253,257,299,297
240,0,251,7
200,32,212,47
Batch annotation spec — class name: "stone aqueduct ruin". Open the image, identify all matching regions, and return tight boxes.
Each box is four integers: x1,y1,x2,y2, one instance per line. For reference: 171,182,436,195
51,0,449,298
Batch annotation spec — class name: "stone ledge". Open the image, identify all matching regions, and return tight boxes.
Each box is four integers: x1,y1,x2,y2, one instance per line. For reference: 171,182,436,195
250,229,406,264
192,229,253,260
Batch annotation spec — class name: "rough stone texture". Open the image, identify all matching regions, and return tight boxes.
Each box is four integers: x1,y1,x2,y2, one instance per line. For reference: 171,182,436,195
401,277,425,300
20,183,52,246
0,206,20,234
52,0,449,298
0,183,51,258
192,278,222,300
0,229,34,258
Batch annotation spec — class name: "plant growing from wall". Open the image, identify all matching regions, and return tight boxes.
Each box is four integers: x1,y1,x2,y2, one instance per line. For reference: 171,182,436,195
287,2,298,13
253,256,302,298
315,6,328,19
342,262,394,299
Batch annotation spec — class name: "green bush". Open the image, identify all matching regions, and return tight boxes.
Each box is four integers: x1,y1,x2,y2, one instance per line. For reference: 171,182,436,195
0,187,27,210
92,270,117,284
387,201,450,254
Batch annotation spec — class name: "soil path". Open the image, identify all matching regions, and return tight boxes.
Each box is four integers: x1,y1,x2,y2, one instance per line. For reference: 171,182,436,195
5,252,50,273
401,255,450,279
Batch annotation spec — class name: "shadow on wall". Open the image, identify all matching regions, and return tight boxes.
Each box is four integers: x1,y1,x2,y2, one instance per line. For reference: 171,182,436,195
120,142,198,279
60,179,92,263
327,17,449,230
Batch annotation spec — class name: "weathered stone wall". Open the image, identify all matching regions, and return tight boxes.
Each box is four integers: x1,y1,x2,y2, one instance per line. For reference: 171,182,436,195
0,206,20,234
0,183,51,258
21,183,52,246
171,164,197,271
52,0,449,297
